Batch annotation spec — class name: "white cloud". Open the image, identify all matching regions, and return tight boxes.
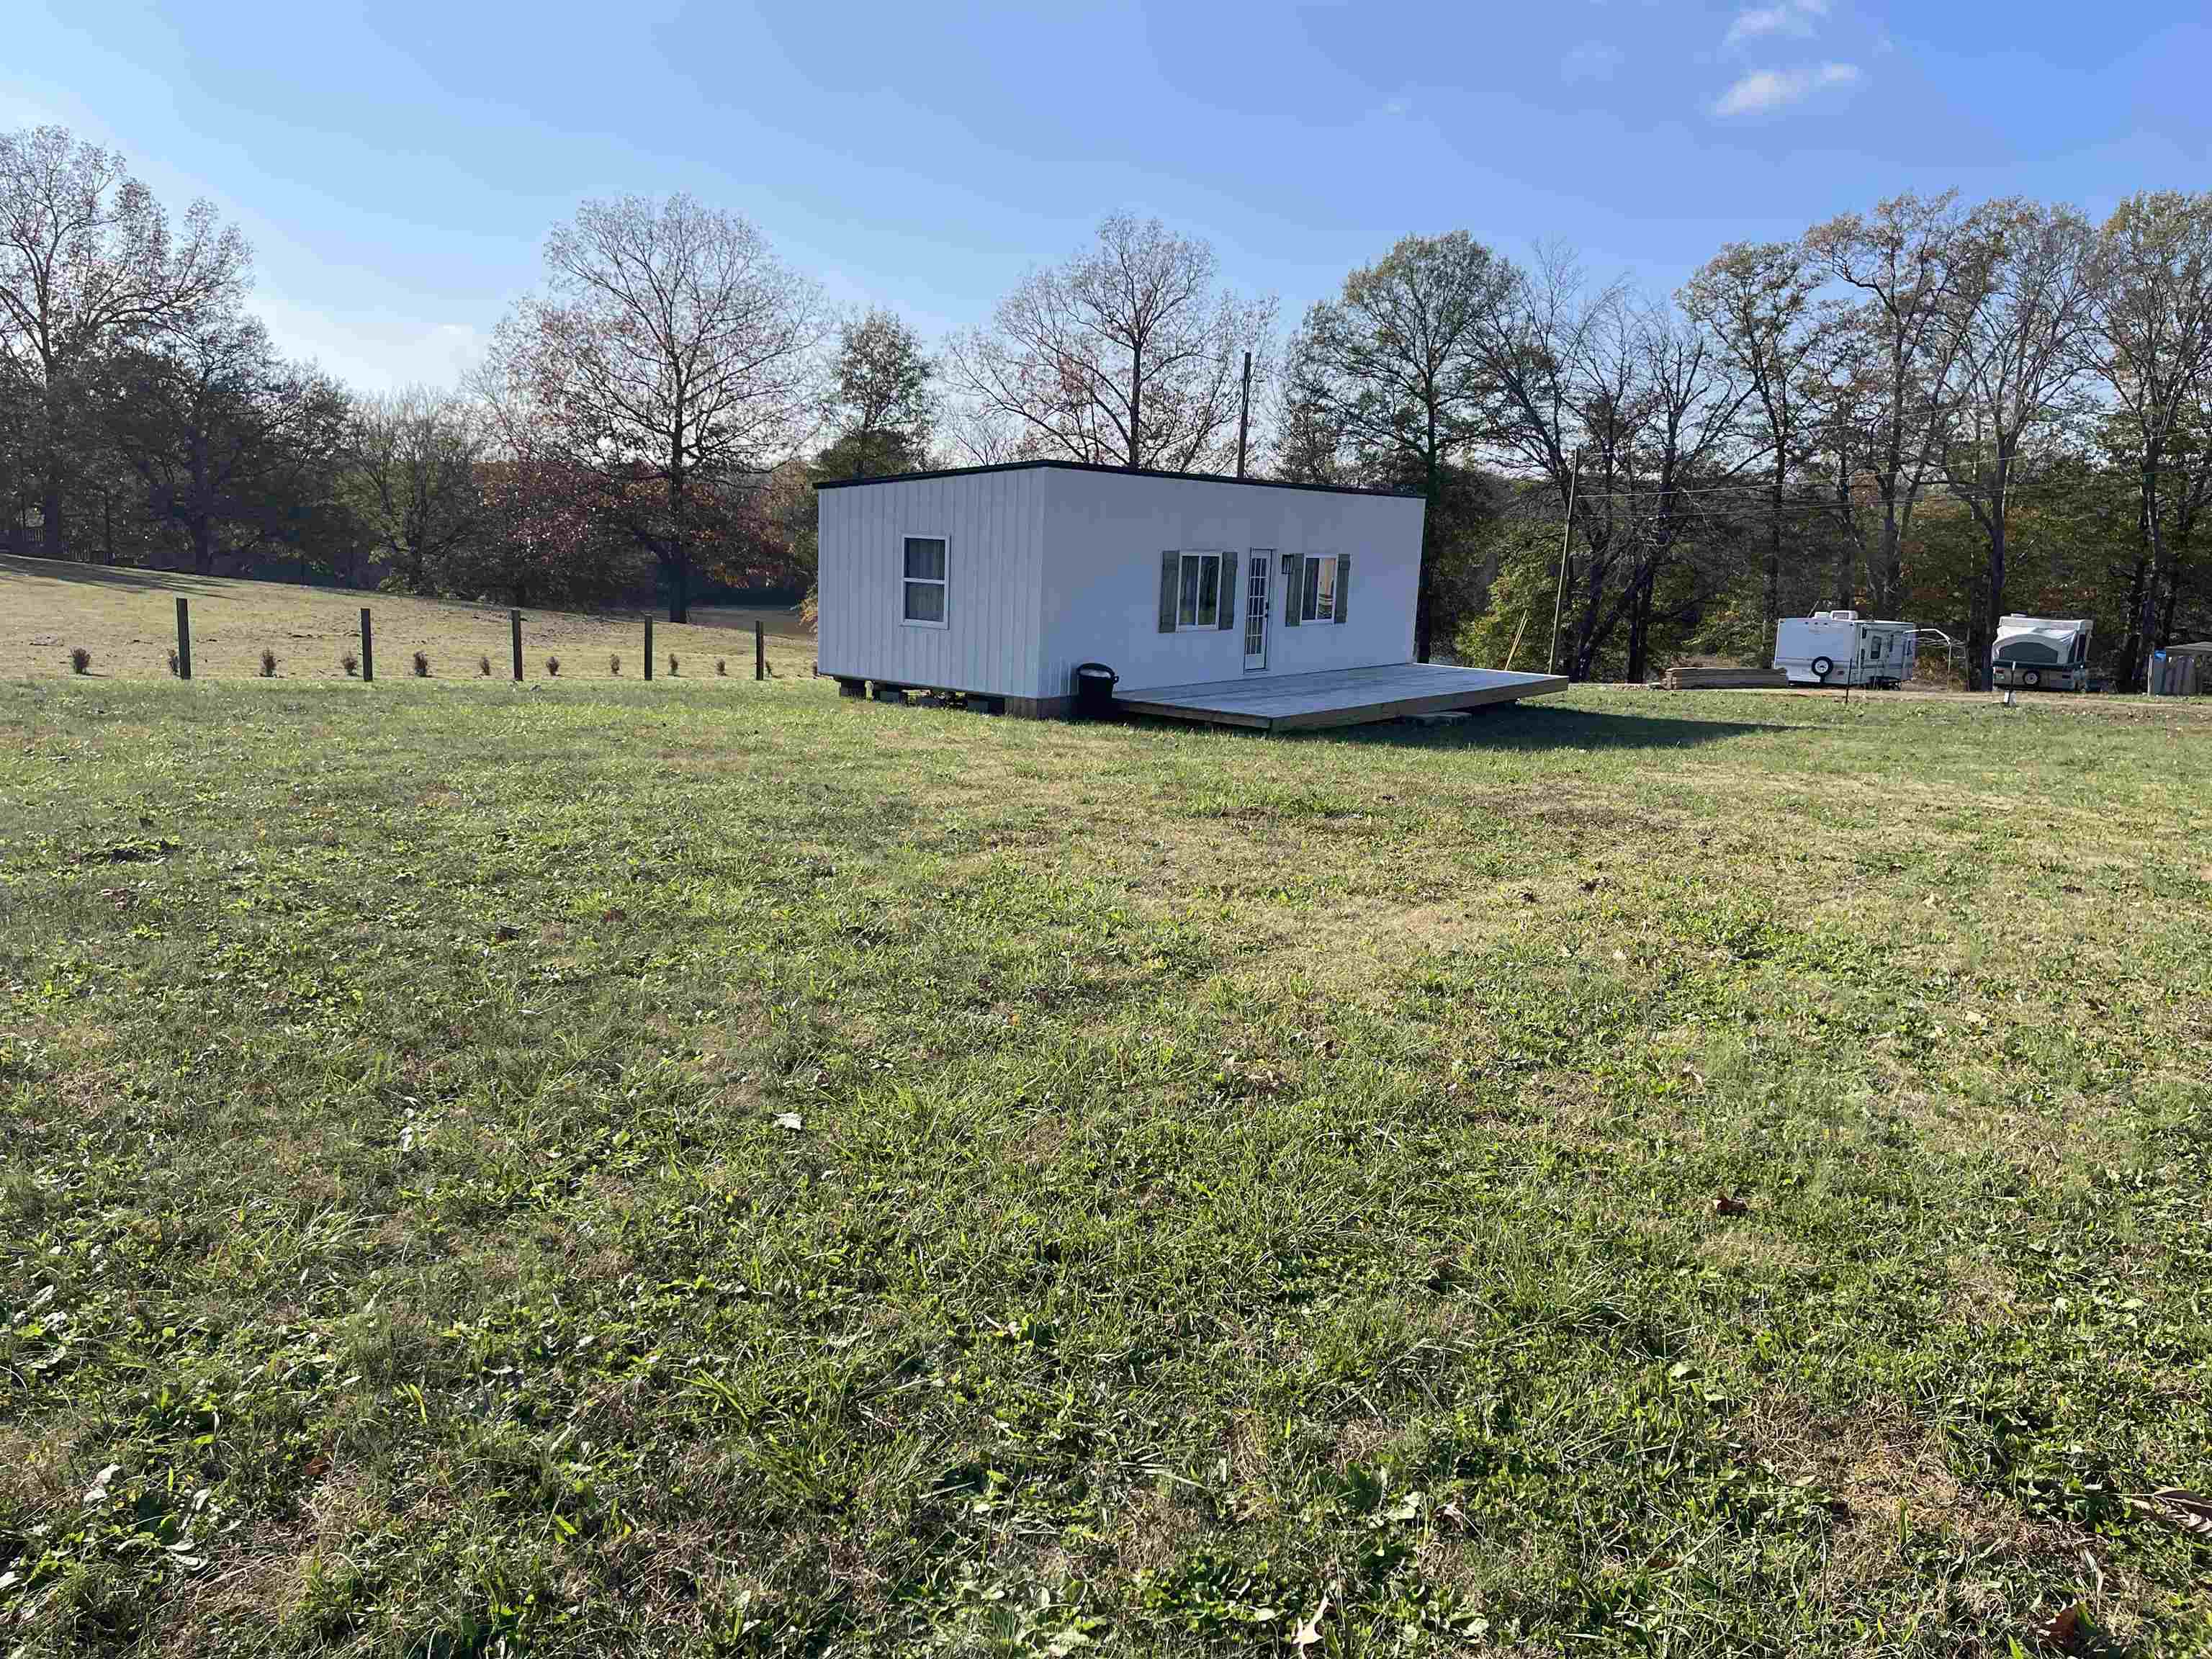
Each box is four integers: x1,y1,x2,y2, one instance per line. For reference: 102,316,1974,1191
253,294,490,393
1562,41,1625,84
1722,0,1829,48
1713,69,1797,116
1711,59,1860,117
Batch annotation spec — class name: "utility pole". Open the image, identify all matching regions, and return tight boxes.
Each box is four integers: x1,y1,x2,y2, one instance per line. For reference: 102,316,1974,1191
1547,451,1581,678
1235,351,1252,479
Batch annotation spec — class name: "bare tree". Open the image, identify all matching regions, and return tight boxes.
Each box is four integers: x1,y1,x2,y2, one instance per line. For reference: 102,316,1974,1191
1683,241,1830,639
486,194,829,621
1937,200,2100,682
1465,246,1634,678
2084,191,2212,688
1613,302,1755,682
1804,192,1996,613
349,387,484,592
939,399,1028,467
0,125,248,558
947,213,1275,474
1295,231,1513,659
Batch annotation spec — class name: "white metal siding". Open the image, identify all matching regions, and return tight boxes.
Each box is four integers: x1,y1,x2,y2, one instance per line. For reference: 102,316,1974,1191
817,470,1046,695
1036,472,1424,697
818,466,1424,701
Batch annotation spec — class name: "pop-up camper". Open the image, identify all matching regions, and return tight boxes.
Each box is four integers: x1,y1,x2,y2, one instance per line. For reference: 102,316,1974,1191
1991,616,2092,690
1773,611,1918,688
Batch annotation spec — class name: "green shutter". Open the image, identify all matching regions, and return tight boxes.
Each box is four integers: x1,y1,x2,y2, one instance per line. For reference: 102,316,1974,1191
1281,554,1300,627
1334,554,1350,625
1159,552,1179,633
1218,554,1236,629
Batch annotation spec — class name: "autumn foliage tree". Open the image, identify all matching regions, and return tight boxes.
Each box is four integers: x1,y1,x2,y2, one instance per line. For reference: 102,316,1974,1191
485,194,829,621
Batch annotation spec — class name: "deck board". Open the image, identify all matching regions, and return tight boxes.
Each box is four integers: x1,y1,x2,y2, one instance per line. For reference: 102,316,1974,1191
1115,663,1568,731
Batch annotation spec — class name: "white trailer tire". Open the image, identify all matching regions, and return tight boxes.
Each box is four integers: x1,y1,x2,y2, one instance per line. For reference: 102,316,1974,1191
1810,655,1834,680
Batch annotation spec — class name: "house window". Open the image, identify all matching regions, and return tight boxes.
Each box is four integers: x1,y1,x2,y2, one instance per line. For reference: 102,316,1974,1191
1300,554,1337,623
1177,552,1222,629
902,536,947,624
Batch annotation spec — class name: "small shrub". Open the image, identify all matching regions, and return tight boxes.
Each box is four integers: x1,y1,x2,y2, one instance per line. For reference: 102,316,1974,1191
478,655,492,677
340,649,359,677
166,647,180,677
716,657,727,676
412,650,430,678
69,646,91,675
609,654,622,676
668,652,679,677
546,655,560,677
260,648,278,678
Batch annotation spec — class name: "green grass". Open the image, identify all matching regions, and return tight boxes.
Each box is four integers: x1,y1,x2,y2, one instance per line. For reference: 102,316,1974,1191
1,677,2208,1656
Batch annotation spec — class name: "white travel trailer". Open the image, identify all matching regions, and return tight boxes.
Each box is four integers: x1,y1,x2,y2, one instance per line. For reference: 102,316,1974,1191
1991,616,2093,690
1773,611,1919,687
814,460,1565,730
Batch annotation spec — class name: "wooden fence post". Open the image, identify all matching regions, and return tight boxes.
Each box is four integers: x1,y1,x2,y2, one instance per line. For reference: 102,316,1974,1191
359,608,374,683
644,617,654,682
755,620,765,681
510,610,523,681
174,596,192,681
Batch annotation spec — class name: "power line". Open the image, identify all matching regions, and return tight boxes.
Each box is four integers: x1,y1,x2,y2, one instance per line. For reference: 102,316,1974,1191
1496,471,2168,509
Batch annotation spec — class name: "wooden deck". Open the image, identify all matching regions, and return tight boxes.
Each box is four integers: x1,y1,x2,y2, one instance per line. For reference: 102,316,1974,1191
1114,663,1569,732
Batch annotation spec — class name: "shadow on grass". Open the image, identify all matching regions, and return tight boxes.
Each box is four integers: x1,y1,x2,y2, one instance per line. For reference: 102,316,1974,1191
1304,701,1789,752
1,554,248,600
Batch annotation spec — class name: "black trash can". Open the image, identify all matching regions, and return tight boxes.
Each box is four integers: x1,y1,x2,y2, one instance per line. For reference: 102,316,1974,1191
1073,662,1119,720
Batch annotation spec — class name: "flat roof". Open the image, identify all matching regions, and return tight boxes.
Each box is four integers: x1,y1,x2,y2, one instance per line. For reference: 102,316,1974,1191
812,457,1423,500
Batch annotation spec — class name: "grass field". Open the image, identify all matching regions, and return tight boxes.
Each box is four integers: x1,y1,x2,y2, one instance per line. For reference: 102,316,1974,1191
0,556,817,685
2,669,2209,1655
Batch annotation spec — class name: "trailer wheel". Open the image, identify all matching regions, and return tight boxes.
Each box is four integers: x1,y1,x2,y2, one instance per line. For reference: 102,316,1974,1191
1810,655,1834,680
2021,667,2041,688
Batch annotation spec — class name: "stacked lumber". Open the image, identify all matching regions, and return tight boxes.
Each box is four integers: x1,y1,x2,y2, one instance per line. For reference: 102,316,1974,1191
1661,665,1790,690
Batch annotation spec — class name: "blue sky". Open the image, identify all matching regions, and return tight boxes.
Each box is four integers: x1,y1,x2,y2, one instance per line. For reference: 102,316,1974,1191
5,1,2206,393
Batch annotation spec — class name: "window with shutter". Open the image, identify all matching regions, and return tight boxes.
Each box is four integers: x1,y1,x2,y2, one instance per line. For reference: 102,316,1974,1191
1293,555,1338,622
1161,553,1225,630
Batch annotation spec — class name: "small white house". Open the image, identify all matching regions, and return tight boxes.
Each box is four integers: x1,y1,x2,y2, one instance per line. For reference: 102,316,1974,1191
1773,611,1918,688
814,460,1563,729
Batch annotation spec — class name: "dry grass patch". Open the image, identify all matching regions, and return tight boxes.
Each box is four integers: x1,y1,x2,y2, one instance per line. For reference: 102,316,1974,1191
0,554,815,684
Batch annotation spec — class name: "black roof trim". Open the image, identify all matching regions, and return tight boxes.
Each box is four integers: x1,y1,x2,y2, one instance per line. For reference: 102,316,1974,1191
812,457,1423,500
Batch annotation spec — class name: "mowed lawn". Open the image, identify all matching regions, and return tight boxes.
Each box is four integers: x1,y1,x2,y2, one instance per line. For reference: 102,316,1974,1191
0,555,817,685
1,674,2208,1657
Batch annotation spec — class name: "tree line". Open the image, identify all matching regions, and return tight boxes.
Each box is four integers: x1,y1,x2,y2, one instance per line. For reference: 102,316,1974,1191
5,122,2207,683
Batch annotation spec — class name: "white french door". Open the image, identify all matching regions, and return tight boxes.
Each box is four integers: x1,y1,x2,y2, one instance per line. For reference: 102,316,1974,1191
1243,552,1271,670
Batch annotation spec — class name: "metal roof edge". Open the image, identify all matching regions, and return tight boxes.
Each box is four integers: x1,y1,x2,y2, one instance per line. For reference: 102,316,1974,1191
811,458,1424,500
